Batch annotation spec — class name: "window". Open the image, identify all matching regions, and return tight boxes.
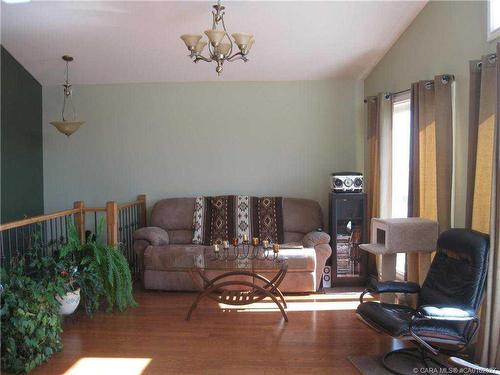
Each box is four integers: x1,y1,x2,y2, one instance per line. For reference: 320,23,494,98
391,93,411,277
488,0,500,41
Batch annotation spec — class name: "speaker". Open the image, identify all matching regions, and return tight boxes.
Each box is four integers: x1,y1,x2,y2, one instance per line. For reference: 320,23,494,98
322,266,331,288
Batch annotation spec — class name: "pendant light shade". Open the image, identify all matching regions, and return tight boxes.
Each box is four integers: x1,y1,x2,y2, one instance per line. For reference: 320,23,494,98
49,121,84,137
50,55,84,137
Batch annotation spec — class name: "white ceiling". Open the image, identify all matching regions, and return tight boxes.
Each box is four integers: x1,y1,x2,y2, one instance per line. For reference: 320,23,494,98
1,0,427,85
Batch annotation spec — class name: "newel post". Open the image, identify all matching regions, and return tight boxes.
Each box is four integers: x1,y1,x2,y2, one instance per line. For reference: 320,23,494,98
73,201,86,244
106,201,119,246
137,194,147,227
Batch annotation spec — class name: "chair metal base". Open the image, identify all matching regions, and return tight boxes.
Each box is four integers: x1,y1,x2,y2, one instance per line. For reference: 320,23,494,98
382,347,449,375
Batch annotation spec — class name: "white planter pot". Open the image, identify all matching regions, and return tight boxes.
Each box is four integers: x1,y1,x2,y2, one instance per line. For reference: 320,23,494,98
57,289,81,315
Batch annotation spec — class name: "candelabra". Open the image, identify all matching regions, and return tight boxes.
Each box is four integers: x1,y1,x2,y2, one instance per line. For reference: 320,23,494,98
209,238,280,261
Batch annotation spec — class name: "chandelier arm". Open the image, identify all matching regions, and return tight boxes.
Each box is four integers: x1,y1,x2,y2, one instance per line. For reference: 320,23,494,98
207,11,217,59
226,52,248,62
193,55,213,63
220,14,233,60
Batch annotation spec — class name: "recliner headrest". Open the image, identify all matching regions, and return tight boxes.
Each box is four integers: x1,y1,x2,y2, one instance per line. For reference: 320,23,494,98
437,228,489,264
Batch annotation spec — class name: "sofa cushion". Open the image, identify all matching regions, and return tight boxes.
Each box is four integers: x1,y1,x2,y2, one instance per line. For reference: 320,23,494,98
144,245,205,270
283,198,323,234
143,245,315,272
151,198,195,231
167,229,193,244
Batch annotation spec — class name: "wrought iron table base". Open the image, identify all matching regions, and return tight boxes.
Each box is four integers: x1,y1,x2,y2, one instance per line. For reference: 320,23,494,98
186,265,288,322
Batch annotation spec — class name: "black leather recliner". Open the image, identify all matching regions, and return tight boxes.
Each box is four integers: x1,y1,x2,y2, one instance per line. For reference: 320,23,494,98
356,228,489,374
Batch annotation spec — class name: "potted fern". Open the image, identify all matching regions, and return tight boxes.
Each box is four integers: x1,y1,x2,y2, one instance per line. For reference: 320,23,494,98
59,219,136,315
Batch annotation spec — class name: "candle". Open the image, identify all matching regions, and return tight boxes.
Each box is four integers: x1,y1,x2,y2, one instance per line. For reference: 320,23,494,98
232,238,239,246
214,244,220,253
252,237,259,246
222,240,229,249
262,240,269,248
243,234,248,242
273,244,280,253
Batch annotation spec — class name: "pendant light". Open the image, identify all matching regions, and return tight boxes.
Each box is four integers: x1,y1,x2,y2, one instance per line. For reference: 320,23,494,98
50,55,84,137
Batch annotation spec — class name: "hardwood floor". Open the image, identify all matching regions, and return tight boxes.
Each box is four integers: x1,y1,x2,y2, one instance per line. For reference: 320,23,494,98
29,287,403,375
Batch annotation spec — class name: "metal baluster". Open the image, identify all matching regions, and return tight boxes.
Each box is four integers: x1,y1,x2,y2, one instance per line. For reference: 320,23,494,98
59,216,63,244
54,218,59,251
0,230,4,267
135,205,139,275
119,209,123,244
14,227,19,257
127,206,134,269
64,215,69,244
41,221,49,256
124,207,128,259
94,212,98,239
8,229,12,262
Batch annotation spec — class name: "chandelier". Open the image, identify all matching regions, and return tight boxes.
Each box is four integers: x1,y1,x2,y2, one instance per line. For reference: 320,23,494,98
180,1,254,76
50,55,84,137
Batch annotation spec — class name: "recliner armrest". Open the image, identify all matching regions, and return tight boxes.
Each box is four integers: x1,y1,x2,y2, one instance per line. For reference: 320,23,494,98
416,304,477,321
302,231,330,248
368,280,421,294
133,227,169,246
360,280,420,303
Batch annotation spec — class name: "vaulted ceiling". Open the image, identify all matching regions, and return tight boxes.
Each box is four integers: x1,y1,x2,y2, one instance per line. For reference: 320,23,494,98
2,1,427,85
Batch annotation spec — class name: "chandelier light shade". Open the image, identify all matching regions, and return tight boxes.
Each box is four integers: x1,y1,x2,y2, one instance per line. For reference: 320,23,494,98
180,0,254,76
180,34,202,48
50,55,84,137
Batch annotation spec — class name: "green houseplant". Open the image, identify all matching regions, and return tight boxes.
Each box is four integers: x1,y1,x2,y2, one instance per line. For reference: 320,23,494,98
1,247,65,373
59,219,136,314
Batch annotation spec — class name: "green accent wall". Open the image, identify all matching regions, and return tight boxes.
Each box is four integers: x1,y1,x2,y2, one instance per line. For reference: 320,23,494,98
1,46,44,223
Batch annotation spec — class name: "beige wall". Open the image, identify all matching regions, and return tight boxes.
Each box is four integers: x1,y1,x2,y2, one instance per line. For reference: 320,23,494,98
43,80,364,219
364,0,498,227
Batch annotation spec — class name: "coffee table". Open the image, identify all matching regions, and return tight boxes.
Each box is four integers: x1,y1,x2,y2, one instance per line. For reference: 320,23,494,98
185,247,289,322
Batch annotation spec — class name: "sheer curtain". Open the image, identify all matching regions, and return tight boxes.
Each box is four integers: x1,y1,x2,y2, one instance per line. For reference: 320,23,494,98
407,75,454,285
467,44,499,369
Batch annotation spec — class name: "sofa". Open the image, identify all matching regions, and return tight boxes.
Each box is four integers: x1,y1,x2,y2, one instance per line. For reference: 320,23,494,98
133,197,331,293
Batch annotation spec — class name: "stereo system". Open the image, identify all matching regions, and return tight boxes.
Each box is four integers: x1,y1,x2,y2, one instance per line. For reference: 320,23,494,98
330,172,363,193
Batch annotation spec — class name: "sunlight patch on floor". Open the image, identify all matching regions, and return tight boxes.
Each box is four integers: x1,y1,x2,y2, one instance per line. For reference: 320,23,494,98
283,292,372,301
218,299,361,312
216,291,373,312
64,357,151,375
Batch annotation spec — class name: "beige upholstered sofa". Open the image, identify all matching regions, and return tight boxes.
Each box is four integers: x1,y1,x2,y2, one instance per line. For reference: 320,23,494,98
133,197,331,293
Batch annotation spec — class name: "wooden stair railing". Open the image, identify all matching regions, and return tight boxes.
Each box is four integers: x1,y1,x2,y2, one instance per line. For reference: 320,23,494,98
0,194,147,275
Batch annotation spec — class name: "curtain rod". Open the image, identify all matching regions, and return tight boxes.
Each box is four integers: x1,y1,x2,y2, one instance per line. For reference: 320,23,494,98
477,52,497,68
385,88,410,99
364,74,455,103
364,89,410,103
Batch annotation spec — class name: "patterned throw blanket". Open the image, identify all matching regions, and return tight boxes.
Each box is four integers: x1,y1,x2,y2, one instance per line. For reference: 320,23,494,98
192,195,284,245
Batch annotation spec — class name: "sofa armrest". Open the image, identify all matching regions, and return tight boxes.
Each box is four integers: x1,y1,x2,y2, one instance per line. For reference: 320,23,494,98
133,227,169,246
302,231,331,248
